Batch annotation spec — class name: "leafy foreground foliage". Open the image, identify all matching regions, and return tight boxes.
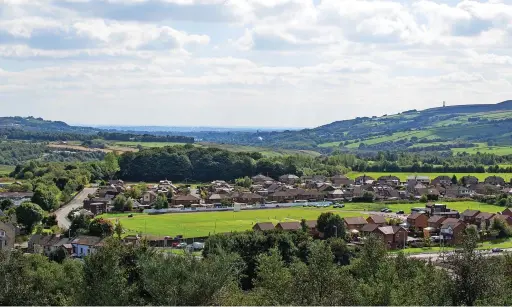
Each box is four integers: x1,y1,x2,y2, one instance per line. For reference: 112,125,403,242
3,233,512,306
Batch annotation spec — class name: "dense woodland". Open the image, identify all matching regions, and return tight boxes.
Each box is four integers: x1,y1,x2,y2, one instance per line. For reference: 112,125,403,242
116,146,512,182
1,230,511,305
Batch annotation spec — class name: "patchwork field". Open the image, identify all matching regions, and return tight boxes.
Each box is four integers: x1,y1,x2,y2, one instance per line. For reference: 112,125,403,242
102,201,503,238
346,172,512,182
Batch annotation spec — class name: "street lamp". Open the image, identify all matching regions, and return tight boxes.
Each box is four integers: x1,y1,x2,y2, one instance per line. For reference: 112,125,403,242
333,225,338,238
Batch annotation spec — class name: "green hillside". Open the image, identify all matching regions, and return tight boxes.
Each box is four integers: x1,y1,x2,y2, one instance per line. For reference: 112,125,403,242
249,100,512,152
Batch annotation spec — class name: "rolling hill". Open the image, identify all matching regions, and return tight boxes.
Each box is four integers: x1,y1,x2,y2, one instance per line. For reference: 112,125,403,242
242,100,512,152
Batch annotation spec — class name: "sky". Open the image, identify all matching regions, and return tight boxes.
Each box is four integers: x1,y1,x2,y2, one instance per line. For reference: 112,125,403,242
1,0,512,128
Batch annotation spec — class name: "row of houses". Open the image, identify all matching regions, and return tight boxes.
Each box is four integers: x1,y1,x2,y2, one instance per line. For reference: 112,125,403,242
28,234,105,258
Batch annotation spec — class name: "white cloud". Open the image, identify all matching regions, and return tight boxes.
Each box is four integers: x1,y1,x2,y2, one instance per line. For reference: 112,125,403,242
0,0,512,127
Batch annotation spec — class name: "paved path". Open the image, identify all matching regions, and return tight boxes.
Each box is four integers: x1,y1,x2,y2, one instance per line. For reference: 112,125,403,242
55,187,97,229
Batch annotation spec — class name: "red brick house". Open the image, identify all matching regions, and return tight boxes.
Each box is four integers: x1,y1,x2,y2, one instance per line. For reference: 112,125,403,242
427,215,446,230
373,226,408,249
475,212,495,229
275,222,301,231
253,222,275,231
460,209,480,224
366,215,387,226
407,213,428,230
171,194,200,207
502,208,512,217
343,217,368,231
492,214,512,226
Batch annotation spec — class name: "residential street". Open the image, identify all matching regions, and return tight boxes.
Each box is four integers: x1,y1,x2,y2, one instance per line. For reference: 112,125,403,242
54,187,97,229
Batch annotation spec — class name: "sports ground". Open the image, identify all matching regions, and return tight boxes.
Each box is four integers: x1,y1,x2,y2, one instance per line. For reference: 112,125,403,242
102,201,505,238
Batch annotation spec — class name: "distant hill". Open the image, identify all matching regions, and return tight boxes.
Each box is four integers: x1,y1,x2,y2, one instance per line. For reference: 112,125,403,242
232,100,512,152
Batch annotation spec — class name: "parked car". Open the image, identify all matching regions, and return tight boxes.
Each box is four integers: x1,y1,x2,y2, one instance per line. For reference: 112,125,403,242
380,208,392,213
333,204,345,208
192,242,205,250
396,210,404,214
178,242,187,249
492,248,503,253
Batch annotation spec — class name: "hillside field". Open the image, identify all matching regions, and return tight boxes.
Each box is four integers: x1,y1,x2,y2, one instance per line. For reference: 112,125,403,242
0,165,14,175
346,172,512,182
103,201,503,238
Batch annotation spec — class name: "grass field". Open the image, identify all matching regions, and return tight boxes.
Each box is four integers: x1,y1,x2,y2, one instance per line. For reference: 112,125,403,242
343,201,504,214
346,172,512,182
0,165,14,175
103,208,366,238
113,141,198,148
452,145,512,156
102,201,503,238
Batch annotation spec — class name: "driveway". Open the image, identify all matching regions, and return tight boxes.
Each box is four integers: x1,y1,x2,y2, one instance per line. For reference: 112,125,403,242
54,187,97,229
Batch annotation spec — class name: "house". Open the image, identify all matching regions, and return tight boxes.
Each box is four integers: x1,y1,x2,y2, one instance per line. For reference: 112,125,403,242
71,235,103,257
171,194,200,207
427,215,446,230
278,174,300,185
97,186,120,198
252,174,274,183
461,175,479,185
440,221,466,245
296,190,324,201
492,214,512,226
232,192,264,205
27,234,70,256
366,215,387,226
360,223,379,236
303,220,319,236
484,176,505,186
326,189,345,200
475,212,495,229
373,226,408,249
460,209,480,224
471,183,500,195
253,222,275,231
331,175,353,186
377,175,400,186
343,217,368,231
432,176,452,186
109,179,125,187
142,191,158,205
445,186,472,198
407,175,430,185
275,221,301,231
406,213,428,230
0,221,15,251
502,208,512,217
354,175,375,185
207,193,232,204
434,211,460,219
267,190,295,203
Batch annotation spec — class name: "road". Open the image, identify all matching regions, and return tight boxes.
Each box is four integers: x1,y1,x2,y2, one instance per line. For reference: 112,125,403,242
55,187,97,229
404,249,512,262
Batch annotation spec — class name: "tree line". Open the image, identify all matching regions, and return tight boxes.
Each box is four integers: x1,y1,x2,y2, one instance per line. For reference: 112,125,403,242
1,228,511,305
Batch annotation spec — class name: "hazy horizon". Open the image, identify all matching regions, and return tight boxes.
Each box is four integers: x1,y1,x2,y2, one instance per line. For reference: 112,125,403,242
1,0,512,127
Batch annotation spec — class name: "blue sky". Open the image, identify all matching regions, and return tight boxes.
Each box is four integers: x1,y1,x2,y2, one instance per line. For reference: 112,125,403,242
1,0,511,128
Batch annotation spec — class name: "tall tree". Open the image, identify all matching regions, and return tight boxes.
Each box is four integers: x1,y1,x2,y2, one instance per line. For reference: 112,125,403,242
316,212,346,239
104,152,120,180
15,202,44,232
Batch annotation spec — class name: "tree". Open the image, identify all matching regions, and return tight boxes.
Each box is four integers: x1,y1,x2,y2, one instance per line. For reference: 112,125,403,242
126,198,133,211
316,212,346,239
235,176,252,188
31,185,60,211
104,152,120,180
490,218,511,239
114,221,124,239
69,213,91,237
49,247,68,263
153,195,169,209
15,202,44,232
44,214,58,227
112,194,128,212
0,199,14,211
451,175,458,185
88,218,114,237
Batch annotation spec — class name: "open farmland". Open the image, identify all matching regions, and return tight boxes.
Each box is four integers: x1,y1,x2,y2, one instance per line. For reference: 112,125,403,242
102,201,503,238
103,208,365,238
346,172,512,182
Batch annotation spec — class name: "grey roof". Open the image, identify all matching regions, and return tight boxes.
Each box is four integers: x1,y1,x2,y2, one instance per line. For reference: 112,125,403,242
344,217,368,225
